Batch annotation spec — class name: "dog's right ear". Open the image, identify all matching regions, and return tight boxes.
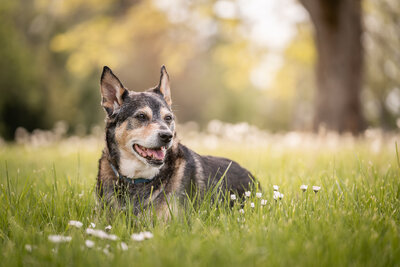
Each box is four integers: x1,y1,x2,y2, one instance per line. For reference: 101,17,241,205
100,66,127,117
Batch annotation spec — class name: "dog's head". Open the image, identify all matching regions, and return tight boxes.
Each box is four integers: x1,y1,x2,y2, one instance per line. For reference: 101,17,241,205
100,66,175,178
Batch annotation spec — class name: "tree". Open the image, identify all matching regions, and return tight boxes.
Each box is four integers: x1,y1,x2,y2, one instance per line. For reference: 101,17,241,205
299,0,364,134
364,0,400,129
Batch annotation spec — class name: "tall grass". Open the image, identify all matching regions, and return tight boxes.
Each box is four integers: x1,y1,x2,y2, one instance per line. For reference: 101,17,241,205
0,135,399,266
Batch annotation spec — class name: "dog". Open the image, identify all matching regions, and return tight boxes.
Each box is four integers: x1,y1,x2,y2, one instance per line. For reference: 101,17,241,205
96,66,257,218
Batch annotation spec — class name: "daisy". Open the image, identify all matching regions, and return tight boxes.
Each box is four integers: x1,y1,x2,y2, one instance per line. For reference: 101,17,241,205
25,244,32,252
142,231,154,239
103,248,110,255
300,185,308,192
68,220,83,228
120,242,128,251
244,191,251,197
273,191,283,200
48,235,72,243
131,233,145,242
86,228,117,240
273,185,279,191
312,186,321,193
85,240,95,248
108,234,118,241
250,202,255,208
230,194,236,200
256,192,262,198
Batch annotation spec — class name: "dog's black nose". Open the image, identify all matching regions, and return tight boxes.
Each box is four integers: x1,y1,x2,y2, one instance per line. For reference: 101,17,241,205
159,131,173,144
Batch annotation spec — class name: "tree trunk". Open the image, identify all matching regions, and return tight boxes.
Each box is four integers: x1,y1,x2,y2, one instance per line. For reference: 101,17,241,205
299,0,364,134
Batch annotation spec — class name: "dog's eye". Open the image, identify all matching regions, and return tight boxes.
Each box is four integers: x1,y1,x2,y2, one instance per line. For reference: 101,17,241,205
136,113,148,121
164,115,173,122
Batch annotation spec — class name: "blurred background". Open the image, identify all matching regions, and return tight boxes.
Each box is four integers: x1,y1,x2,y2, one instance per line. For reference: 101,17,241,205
0,0,399,141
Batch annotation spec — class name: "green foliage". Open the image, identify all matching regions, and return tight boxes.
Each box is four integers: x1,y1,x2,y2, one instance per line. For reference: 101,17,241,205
0,141,399,266
0,0,399,140
364,0,400,128
0,3,47,139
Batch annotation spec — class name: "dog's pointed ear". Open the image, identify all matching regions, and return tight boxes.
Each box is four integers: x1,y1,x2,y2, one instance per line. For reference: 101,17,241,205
153,65,172,106
100,66,127,116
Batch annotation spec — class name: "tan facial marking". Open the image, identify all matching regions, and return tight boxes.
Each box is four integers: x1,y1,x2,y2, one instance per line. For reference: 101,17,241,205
160,107,172,119
142,123,159,138
114,106,154,149
114,121,131,150
137,106,153,120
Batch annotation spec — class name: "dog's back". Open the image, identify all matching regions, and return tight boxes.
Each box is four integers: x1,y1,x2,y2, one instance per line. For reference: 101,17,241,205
179,145,254,195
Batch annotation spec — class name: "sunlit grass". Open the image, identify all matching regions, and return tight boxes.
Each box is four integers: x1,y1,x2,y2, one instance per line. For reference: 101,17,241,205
0,136,399,266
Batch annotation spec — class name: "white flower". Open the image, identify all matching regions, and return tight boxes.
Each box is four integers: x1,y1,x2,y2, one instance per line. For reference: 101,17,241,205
273,191,284,200
256,192,262,198
300,185,308,192
250,202,255,208
103,248,110,255
48,235,72,243
131,233,145,242
230,194,236,200
86,228,107,239
90,222,96,228
244,191,251,197
312,186,321,193
107,234,118,241
261,199,267,205
273,185,279,191
85,240,95,248
105,225,112,230
25,244,32,252
142,231,154,239
68,220,83,228
239,209,244,214
120,242,128,251
86,228,117,240
131,231,153,241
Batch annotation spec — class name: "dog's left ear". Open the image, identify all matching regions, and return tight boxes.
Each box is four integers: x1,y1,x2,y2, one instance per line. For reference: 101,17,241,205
153,65,172,106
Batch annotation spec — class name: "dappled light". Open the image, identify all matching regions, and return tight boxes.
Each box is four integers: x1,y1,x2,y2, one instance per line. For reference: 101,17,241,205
1,0,399,139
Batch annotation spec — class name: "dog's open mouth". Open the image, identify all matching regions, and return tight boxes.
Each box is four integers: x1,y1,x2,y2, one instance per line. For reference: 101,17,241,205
133,144,166,165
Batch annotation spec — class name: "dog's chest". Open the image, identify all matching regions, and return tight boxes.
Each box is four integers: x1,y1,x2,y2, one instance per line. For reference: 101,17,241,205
119,150,160,179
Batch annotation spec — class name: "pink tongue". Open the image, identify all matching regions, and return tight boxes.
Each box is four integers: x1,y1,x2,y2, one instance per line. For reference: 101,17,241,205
147,148,165,160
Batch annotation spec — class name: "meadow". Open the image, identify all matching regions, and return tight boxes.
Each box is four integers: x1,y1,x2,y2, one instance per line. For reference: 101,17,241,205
0,124,399,267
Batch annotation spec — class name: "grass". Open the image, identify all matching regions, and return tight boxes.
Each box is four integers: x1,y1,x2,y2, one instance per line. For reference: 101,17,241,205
0,138,399,267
